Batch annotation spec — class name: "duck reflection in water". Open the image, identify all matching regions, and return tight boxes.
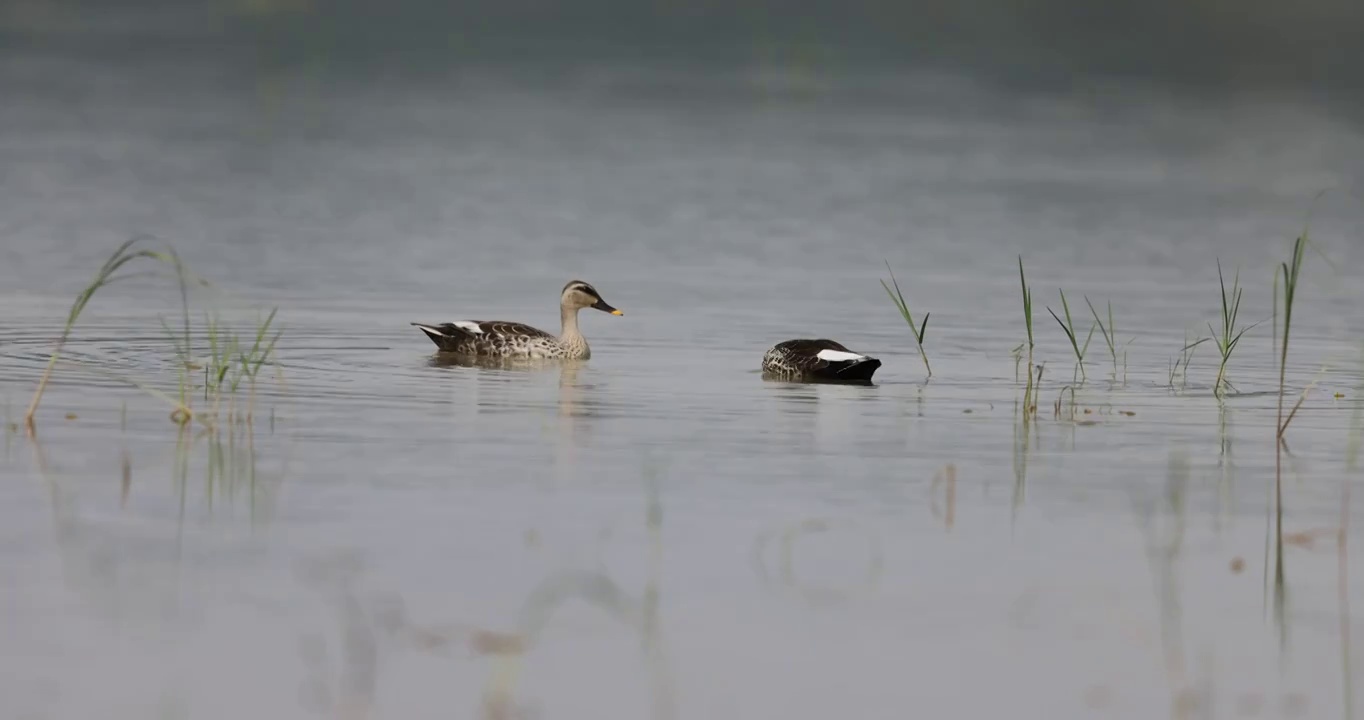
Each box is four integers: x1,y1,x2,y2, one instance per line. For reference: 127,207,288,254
426,354,597,420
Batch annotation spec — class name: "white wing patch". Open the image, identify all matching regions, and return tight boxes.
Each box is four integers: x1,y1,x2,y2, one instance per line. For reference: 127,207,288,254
452,321,484,334
816,349,866,362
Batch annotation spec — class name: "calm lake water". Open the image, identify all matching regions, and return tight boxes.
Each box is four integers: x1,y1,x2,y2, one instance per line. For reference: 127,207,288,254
2,40,1364,720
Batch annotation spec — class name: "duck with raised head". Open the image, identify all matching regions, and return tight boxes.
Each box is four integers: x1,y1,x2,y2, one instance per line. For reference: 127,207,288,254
761,339,882,382
413,280,622,359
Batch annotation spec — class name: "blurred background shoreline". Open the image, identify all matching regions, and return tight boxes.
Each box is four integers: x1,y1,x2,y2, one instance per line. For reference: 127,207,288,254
4,0,1363,116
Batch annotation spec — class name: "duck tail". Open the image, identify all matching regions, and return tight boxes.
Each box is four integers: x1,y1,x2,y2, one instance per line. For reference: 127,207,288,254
411,323,455,349
829,356,881,381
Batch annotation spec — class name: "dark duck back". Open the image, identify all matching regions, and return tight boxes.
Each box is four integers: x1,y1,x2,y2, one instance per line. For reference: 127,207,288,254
761,339,882,383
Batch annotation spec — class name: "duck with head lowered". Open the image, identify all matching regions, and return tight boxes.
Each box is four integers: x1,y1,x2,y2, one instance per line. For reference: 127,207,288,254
761,338,882,383
413,280,622,360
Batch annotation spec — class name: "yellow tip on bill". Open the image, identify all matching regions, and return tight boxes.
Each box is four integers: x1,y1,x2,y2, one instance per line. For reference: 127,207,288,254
610,309,624,316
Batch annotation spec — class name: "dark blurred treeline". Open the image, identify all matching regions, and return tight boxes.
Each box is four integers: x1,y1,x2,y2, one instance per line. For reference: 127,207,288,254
3,0,1362,103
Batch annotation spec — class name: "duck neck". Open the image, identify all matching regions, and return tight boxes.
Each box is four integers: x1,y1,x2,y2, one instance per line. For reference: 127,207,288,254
560,305,586,346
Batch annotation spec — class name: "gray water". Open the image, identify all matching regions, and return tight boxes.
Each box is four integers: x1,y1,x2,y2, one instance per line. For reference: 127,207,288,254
3,44,1364,720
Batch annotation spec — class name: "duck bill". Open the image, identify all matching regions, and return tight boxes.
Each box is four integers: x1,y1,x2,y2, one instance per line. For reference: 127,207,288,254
592,299,623,315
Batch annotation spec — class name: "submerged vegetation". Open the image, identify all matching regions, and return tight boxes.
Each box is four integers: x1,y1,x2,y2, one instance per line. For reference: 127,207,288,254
1014,256,1037,416
21,236,282,435
1085,296,1129,381
1271,231,1311,646
24,237,185,430
1047,288,1094,382
1209,261,1255,398
172,308,281,408
880,261,931,377
1167,333,1209,391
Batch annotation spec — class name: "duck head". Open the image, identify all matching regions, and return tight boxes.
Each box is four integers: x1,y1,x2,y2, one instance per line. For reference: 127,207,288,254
561,280,622,316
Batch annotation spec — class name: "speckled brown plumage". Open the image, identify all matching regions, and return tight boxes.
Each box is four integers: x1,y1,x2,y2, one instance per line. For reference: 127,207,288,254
413,280,621,360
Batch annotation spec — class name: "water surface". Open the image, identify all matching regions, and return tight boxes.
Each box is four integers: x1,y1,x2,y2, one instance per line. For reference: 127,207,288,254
2,48,1364,720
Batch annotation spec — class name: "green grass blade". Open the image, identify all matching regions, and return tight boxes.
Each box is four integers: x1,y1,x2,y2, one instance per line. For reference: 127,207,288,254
880,262,931,375
1047,306,1078,350
1085,295,1115,356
